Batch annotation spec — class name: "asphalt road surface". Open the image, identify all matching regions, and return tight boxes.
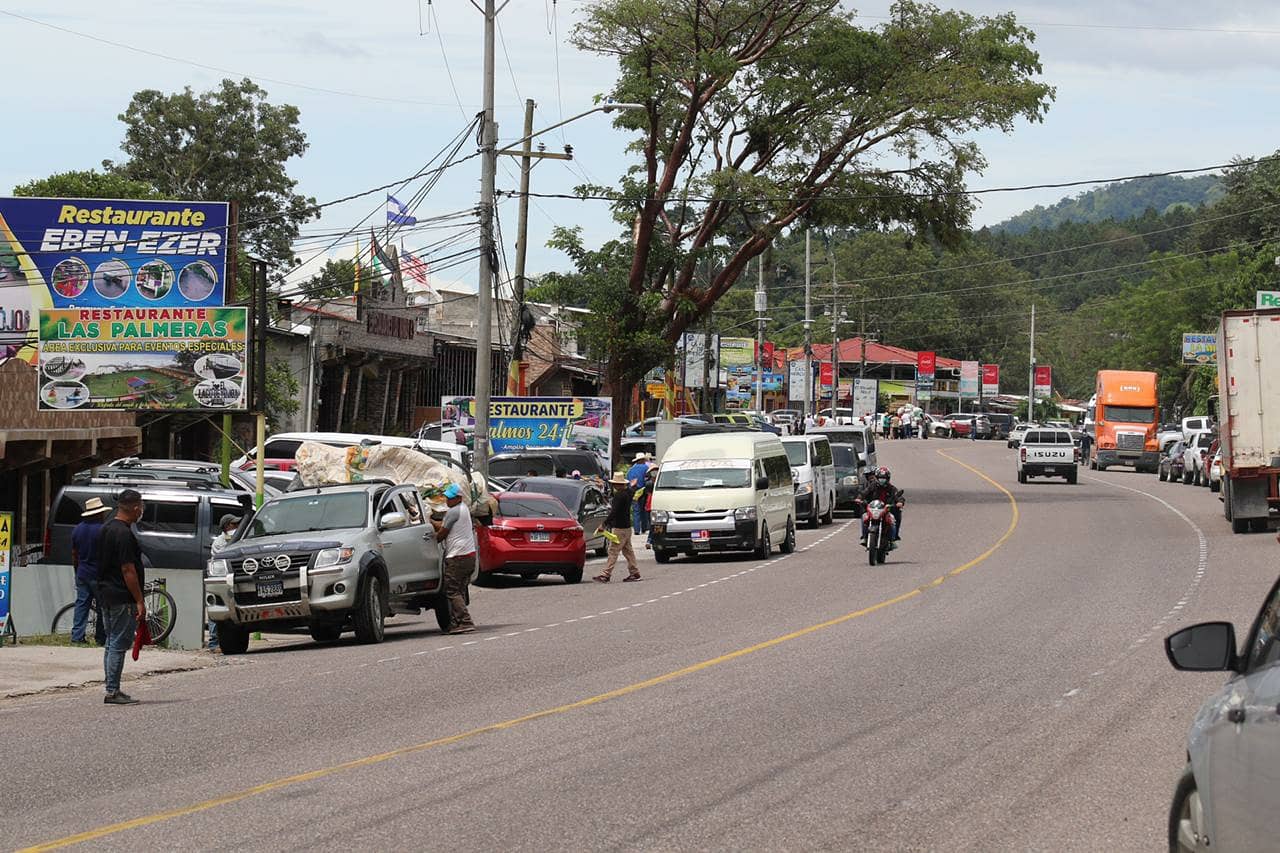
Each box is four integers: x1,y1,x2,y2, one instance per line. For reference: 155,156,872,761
2,440,1274,852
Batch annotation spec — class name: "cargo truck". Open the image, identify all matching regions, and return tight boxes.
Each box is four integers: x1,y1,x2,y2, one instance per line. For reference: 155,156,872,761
1090,370,1160,472
1216,309,1280,533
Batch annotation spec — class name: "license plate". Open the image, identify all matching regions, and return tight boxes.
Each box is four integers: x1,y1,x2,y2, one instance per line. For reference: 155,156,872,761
692,540,711,550
1043,467,1055,474
692,530,710,541
256,580,284,598
530,531,551,542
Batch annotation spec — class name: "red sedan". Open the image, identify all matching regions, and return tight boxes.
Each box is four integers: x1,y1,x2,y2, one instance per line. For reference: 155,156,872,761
478,493,586,584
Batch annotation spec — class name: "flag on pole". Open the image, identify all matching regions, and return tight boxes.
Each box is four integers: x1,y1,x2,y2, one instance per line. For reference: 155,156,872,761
401,247,431,288
353,233,361,294
386,194,417,227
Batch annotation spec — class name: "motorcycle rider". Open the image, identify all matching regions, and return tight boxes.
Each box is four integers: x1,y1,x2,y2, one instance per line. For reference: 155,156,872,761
856,466,905,547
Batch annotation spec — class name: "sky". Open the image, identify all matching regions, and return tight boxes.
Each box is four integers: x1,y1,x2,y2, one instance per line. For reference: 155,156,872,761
2,1,1279,297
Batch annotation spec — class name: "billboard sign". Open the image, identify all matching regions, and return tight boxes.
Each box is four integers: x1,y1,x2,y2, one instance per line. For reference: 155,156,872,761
916,351,936,393
981,363,1000,396
852,377,878,418
1033,364,1053,399
1181,332,1217,365
36,307,249,411
960,361,980,397
788,359,808,401
440,396,613,466
1256,291,1280,309
679,332,719,387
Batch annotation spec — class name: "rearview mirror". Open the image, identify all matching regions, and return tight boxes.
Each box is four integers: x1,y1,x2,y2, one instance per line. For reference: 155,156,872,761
379,511,407,531
755,475,769,491
857,459,867,468
1165,622,1237,672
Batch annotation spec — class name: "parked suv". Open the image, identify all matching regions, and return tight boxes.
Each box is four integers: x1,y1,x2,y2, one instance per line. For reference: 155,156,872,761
205,480,456,653
488,448,607,481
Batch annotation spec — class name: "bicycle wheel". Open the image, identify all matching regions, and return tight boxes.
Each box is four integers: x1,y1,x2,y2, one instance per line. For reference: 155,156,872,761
50,603,101,643
145,588,178,644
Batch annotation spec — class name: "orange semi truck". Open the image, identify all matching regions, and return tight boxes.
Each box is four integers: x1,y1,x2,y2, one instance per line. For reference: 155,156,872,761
1089,370,1160,473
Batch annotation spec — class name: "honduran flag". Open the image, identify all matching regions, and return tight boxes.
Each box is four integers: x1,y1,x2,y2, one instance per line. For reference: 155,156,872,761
387,194,417,226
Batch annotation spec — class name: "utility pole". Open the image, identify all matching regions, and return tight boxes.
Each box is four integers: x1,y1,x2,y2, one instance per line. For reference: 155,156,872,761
702,301,713,414
755,256,767,411
1028,302,1036,424
803,229,812,419
473,0,499,478
829,240,840,414
506,98,535,395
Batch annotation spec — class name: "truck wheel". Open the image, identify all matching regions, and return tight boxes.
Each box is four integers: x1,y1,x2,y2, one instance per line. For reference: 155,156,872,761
780,518,796,553
562,567,584,584
654,549,671,564
309,623,342,643
218,623,251,655
1066,469,1078,485
1223,482,1234,520
1017,470,1027,484
1232,516,1250,534
821,497,834,525
1210,479,1220,493
433,594,452,632
352,573,387,644
1159,466,1168,482
1182,469,1193,485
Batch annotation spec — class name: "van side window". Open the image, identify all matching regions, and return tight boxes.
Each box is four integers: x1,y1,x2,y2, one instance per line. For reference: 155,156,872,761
814,439,833,467
866,431,876,453
764,454,790,487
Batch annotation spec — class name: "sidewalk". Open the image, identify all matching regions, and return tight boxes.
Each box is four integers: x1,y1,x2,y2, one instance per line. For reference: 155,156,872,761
0,644,220,699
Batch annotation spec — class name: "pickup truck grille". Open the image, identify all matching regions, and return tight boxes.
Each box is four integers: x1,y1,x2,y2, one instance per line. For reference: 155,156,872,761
1116,432,1145,451
233,551,313,577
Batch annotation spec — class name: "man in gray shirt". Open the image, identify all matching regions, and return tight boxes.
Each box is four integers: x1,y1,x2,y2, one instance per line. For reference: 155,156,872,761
431,483,477,634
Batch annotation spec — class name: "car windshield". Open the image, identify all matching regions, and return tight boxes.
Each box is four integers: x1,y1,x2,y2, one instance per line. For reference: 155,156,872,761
831,445,859,469
497,496,571,518
511,480,581,512
1104,405,1155,423
245,492,367,538
658,460,753,489
783,443,807,466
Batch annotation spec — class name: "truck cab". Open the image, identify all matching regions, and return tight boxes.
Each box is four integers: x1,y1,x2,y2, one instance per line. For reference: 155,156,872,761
1090,370,1160,473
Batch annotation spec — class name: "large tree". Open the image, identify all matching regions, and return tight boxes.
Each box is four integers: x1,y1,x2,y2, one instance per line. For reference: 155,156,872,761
542,0,1053,436
12,169,159,200
106,78,315,274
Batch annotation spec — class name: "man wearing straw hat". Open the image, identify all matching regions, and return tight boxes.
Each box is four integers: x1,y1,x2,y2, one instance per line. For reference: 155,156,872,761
69,497,111,645
594,473,641,583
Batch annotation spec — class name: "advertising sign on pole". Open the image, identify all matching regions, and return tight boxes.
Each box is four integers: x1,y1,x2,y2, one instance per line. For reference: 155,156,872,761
1181,332,1217,365
440,396,613,467
1256,291,1280,309
36,307,249,411
0,512,11,637
981,363,1000,396
916,351,936,394
852,377,878,418
1033,364,1053,399
719,336,756,403
679,332,718,387
0,197,231,362
959,361,980,397
788,359,807,402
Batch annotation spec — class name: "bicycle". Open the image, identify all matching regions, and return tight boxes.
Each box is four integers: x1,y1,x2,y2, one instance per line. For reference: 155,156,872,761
50,580,177,645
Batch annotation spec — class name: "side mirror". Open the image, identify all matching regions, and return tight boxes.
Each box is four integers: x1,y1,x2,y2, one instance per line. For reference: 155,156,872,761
1165,622,1237,672
755,475,769,491
379,511,407,531
857,459,867,469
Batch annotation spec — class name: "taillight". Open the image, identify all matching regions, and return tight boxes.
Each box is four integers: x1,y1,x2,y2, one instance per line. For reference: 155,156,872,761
1020,448,1026,463
1074,447,1081,463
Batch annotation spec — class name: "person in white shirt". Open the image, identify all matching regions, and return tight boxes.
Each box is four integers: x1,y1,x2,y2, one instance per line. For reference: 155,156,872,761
431,483,477,634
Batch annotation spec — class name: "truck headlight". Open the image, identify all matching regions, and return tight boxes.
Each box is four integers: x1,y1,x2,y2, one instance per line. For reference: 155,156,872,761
842,476,859,486
206,558,228,578
795,482,813,495
651,510,670,524
315,547,355,569
734,506,757,521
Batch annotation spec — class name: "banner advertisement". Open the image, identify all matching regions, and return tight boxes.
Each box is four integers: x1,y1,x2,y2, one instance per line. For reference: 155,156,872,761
1033,364,1053,399
0,512,10,636
852,377,878,418
718,336,755,370
916,351,936,393
0,197,230,362
959,361,980,397
440,396,613,466
679,332,719,387
788,359,808,401
981,363,1000,396
36,307,249,411
1181,333,1217,365
1257,291,1280,309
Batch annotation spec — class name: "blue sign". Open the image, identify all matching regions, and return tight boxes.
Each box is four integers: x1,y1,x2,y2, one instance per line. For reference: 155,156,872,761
0,512,12,635
441,396,615,468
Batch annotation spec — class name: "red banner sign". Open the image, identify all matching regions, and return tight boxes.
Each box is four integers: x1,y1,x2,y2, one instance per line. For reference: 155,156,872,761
917,351,936,377
1034,364,1052,398
819,361,834,386
981,363,999,395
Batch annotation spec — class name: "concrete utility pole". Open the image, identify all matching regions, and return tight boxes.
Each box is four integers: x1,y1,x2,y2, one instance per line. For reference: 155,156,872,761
1028,302,1036,424
506,98,535,395
803,229,812,418
755,256,767,411
829,240,840,413
473,0,499,478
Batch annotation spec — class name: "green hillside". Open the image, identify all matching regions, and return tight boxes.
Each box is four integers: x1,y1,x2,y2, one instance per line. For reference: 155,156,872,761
991,174,1224,234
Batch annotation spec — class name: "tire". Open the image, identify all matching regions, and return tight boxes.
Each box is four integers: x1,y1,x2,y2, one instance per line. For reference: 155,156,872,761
50,603,98,640
868,543,878,565
654,549,671,564
821,496,834,525
433,593,452,632
1223,481,1233,520
807,502,820,529
144,588,178,645
352,572,387,644
1182,469,1193,485
1251,518,1269,533
1168,765,1208,853
1210,479,1220,493
1066,469,1078,485
755,525,771,559
1017,470,1027,484
1232,515,1250,534
521,571,540,582
309,623,343,643
562,567,584,584
218,623,250,655
780,518,796,554
1159,466,1168,482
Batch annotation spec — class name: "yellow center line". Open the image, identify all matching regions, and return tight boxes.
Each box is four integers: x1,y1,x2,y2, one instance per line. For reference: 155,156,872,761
20,451,1018,852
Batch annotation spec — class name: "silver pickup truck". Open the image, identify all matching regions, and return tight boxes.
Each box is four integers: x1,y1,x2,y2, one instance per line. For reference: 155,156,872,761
1016,428,1079,484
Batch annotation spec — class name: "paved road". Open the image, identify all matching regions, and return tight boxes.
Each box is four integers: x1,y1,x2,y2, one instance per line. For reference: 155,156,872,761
2,440,1274,851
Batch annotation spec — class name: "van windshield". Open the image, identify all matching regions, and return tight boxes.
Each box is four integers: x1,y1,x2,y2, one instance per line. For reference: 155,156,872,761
245,492,367,538
831,445,860,469
658,460,752,490
1104,406,1154,423
815,430,865,452
783,443,807,466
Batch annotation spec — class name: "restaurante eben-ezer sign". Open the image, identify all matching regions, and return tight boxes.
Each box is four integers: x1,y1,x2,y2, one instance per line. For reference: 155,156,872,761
366,310,414,340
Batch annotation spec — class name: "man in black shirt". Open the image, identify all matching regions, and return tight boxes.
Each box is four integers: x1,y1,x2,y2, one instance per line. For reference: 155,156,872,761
594,474,640,583
96,489,146,705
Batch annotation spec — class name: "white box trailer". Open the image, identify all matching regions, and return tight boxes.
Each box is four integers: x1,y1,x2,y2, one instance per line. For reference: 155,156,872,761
1217,308,1280,533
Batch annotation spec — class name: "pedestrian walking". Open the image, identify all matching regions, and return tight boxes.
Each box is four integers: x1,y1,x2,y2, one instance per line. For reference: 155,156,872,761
595,474,640,582
643,464,658,549
70,497,111,645
431,483,477,634
207,514,241,651
95,489,146,705
890,413,901,439
626,452,651,534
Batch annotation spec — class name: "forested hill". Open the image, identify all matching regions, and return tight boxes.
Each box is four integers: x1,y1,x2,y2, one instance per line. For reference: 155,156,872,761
990,174,1224,234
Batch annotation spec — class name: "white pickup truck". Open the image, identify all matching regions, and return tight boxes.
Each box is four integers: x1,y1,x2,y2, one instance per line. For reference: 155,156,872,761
1017,427,1079,484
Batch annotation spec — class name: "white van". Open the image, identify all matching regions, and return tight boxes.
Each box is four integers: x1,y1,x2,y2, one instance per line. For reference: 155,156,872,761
232,432,469,471
781,435,835,528
649,433,795,563
806,423,877,470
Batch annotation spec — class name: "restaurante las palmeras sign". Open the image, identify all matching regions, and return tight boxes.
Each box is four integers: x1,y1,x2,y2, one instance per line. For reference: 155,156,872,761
366,310,414,340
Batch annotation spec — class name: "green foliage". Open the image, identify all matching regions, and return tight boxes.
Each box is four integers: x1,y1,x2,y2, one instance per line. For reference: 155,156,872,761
993,175,1224,234
304,259,360,300
265,359,301,433
12,169,160,200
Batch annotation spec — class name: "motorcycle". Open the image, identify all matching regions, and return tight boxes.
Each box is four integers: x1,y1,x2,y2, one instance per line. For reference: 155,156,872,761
863,499,893,565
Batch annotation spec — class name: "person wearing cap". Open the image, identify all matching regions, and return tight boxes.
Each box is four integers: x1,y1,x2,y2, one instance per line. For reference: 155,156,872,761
626,452,652,534
594,473,640,583
96,489,147,705
207,514,242,651
431,483,477,633
69,497,111,645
